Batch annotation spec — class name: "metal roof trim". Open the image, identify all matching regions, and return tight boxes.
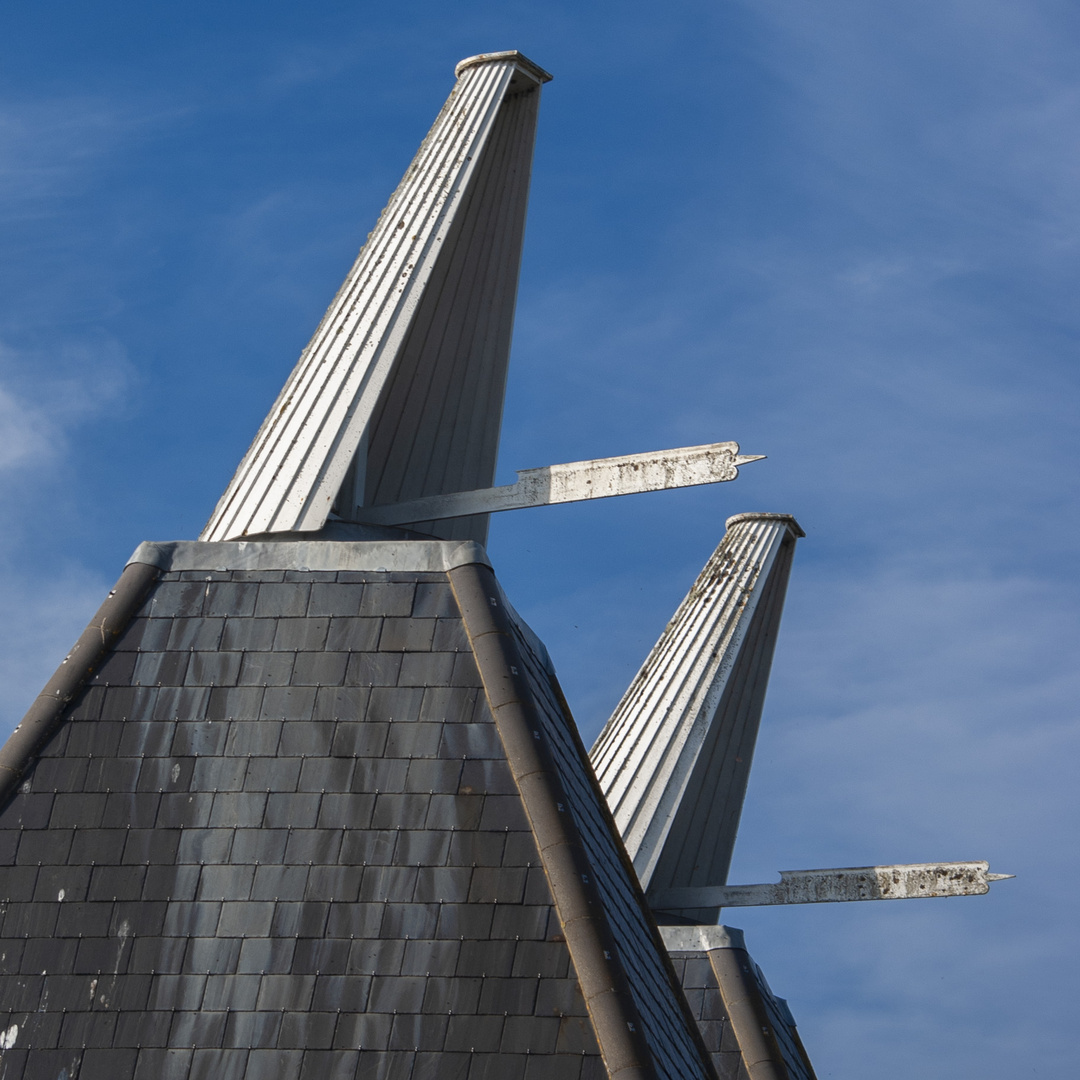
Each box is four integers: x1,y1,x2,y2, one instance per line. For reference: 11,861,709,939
127,539,491,574
454,50,553,83
659,925,747,953
724,511,805,538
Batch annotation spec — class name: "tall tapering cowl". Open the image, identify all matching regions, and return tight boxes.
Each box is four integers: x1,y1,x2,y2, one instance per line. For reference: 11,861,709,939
591,512,803,921
202,52,551,544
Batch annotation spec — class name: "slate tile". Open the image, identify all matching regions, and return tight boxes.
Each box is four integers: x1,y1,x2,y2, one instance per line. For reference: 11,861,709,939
110,899,167,939
411,867,471,904
535,978,587,1018
16,827,73,865
228,570,284,584
223,721,295,768
448,831,506,867
323,901,383,940
183,936,241,975
167,617,225,652
469,1053,528,1080
114,616,172,652
79,1048,138,1079
449,652,482,687
478,795,530,832
291,939,349,975
115,1009,172,1048
133,650,189,687
329,719,387,758
5,791,55,830
246,1049,302,1080
198,865,256,902
460,758,517,795
367,974,426,1013
142,863,201,902
67,718,124,757
512,941,570,979
261,686,318,720
254,583,310,618
147,972,207,1010
359,864,418,902
270,901,329,939
344,652,402,687
411,582,456,618
394,828,452,866
406,759,463,794
193,756,248,792
292,651,349,686
422,687,482,726
526,1054,587,1080
264,792,321,828
0,939,23,975
311,974,372,1012
186,651,243,687
85,755,141,793
333,1011,392,1051
479,976,540,1016
383,721,443,759
50,792,107,828
308,583,365,617
205,685,265,721
222,1009,282,1048
378,617,436,652
352,757,409,793
359,582,414,617
400,938,460,977
236,936,296,975
277,1010,338,1049
157,791,213,828
203,581,258,617
219,616,277,652
89,649,138,686
189,1047,250,1080
432,618,471,652
66,829,126,869
398,652,455,687
256,972,316,1010
251,862,310,901
346,938,405,978
283,721,338,759
522,866,554,905
434,903,496,943
210,791,268,828
118,720,175,757
170,720,228,757
371,792,430,830
238,651,296,686
150,581,208,618
137,755,195,793
88,863,145,901
325,616,381,652
129,935,186,974
229,827,288,864
27,756,88,793
492,904,552,941
299,1050,363,1080
421,975,482,1015
501,1015,560,1054
388,1012,449,1052
277,829,339,867
305,865,363,902
0,865,38,903
3,902,57,938
455,939,516,977
244,755,302,792
503,831,541,868
426,793,483,830
379,902,440,939
444,1013,504,1052
163,901,223,937
340,828,396,866
200,973,261,1011
411,1051,471,1080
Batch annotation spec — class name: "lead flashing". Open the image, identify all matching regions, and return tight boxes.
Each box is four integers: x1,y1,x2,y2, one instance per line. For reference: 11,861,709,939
128,539,491,575
659,925,747,953
454,50,553,83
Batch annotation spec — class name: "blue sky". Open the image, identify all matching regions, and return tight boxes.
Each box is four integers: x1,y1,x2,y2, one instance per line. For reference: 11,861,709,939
2,2,1077,1076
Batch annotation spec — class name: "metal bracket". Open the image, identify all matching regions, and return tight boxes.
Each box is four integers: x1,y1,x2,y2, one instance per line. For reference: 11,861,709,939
350,441,764,526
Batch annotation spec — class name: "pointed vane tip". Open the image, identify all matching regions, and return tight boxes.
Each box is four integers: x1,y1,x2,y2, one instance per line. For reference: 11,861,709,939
734,454,766,465
455,51,553,83
987,873,1015,881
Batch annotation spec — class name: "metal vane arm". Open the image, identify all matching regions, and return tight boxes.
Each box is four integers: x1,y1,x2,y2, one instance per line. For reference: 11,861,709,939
351,441,764,526
648,861,1014,910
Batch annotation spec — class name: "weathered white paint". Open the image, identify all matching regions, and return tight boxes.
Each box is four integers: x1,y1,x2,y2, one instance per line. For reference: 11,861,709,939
352,442,763,525
649,862,1014,910
202,52,551,542
590,513,803,898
